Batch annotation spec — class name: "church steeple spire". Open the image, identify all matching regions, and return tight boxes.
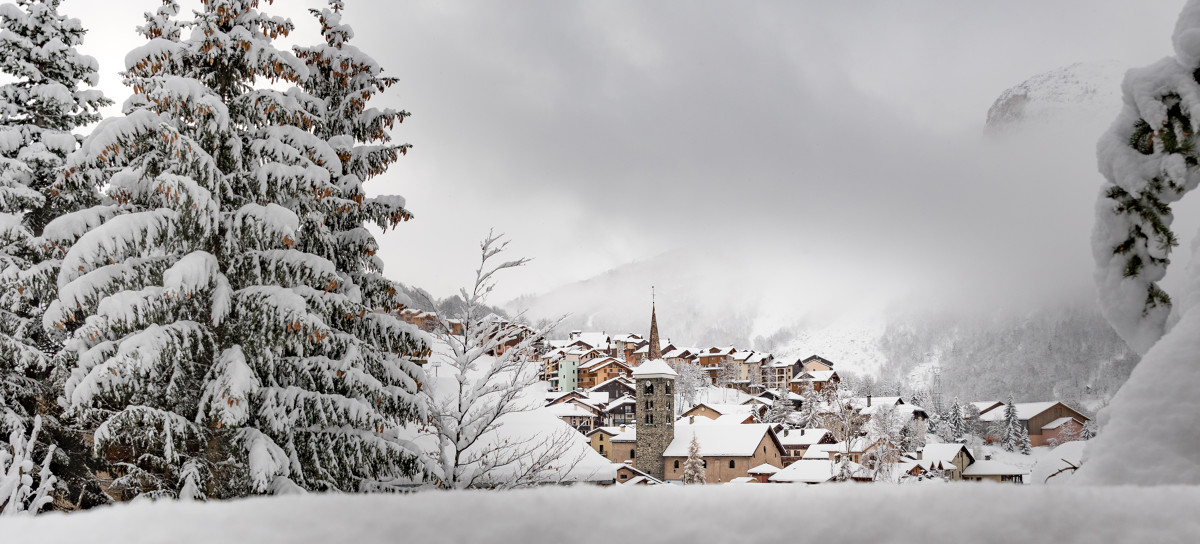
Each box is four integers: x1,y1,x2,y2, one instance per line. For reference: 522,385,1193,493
648,286,662,361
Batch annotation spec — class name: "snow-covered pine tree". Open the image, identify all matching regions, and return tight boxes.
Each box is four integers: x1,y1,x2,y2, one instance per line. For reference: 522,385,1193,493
681,433,705,484
51,0,427,499
760,389,793,425
942,397,965,442
1001,395,1022,453
0,0,110,509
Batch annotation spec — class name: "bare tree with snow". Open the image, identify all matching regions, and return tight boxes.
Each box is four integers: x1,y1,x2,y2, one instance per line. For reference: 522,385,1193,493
419,232,581,489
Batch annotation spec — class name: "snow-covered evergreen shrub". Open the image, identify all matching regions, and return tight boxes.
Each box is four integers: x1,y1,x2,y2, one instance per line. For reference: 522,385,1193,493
51,0,427,499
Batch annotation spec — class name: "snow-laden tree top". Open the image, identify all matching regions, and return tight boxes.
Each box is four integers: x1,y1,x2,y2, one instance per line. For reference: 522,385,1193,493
1093,0,1200,355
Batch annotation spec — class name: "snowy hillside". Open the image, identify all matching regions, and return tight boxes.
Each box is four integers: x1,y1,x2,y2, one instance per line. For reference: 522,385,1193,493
985,61,1124,132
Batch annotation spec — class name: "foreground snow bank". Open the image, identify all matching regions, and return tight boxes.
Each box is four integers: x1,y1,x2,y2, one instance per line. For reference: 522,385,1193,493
5,484,1199,543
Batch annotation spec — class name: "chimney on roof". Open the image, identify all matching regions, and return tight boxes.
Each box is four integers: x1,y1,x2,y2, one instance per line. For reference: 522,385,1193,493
867,395,872,407
620,425,626,432
689,416,695,424
801,428,805,436
985,454,992,461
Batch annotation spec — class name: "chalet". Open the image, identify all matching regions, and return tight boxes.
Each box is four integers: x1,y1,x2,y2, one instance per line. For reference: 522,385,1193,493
697,347,735,384
789,370,840,394
577,357,632,390
919,443,975,481
681,403,759,423
570,331,615,356
776,427,835,465
962,458,1029,483
663,348,697,367
589,376,635,400
612,333,644,362
662,423,785,484
800,355,835,373
603,395,637,426
979,402,1090,447
397,308,440,332
548,401,599,434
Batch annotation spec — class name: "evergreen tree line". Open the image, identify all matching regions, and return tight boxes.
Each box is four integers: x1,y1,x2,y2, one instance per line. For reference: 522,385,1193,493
0,0,430,510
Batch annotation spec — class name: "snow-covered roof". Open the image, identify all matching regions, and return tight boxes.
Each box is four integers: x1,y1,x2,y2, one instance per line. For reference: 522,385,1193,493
611,427,637,442
588,427,623,437
791,370,836,382
769,460,834,483
962,460,1029,477
803,443,843,460
588,376,634,392
605,395,635,409
631,359,677,379
547,403,598,418
920,443,973,465
728,476,758,484
979,402,1082,423
747,463,779,474
686,403,755,417
847,396,903,410
971,401,1004,414
574,332,612,350
585,392,610,405
1042,417,1082,430
579,356,629,372
663,424,774,457
777,428,832,447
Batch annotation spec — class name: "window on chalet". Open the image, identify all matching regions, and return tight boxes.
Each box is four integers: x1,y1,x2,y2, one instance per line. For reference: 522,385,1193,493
674,460,680,469
631,449,636,458
729,460,735,469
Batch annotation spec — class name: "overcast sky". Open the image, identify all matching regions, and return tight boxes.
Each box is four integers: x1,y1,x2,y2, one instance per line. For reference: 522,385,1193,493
64,1,1191,306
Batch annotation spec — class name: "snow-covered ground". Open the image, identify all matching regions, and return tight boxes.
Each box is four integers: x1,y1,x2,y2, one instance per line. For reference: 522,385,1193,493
5,483,1198,543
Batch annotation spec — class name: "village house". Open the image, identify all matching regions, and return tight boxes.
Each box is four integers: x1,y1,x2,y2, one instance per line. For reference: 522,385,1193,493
603,395,637,426
777,428,835,465
697,347,735,384
681,403,760,424
961,457,1029,483
548,400,599,434
586,427,622,459
789,370,840,395
661,423,785,484
919,443,975,481
800,355,835,372
612,463,664,486
588,376,635,400
611,333,644,362
577,356,632,390
979,401,1091,447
